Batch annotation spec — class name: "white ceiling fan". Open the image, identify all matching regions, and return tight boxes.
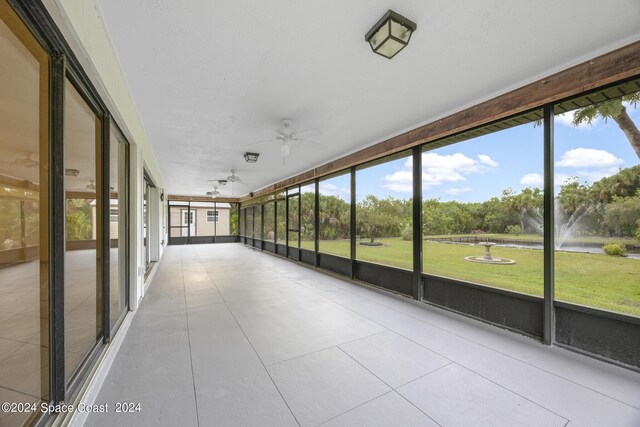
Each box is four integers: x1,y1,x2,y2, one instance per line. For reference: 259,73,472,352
208,169,243,195
206,187,221,198
227,169,241,183
9,151,39,168
244,119,326,158
226,169,242,195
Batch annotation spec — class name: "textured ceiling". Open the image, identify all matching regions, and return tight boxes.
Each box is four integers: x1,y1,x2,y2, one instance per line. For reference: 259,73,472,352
94,0,640,197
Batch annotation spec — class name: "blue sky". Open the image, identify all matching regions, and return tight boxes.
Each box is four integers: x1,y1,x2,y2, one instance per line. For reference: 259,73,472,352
318,104,640,203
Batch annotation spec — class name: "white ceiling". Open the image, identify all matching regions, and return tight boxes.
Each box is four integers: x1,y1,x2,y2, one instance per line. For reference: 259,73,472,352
94,0,640,198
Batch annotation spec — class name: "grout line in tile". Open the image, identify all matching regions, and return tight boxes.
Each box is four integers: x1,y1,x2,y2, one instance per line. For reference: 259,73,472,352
315,390,396,427
287,277,455,366
287,266,640,411
334,346,442,427
180,253,201,427
195,248,302,427
455,363,570,423
266,330,389,368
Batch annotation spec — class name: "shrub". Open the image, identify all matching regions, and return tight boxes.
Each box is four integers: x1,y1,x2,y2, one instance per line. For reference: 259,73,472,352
505,225,522,235
603,243,627,257
635,227,640,242
401,223,413,241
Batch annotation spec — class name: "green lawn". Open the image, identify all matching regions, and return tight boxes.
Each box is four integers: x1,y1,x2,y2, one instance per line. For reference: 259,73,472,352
303,237,640,317
427,233,638,246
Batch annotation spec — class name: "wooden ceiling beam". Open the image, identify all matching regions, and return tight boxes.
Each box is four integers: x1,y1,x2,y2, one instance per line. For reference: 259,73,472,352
240,41,640,202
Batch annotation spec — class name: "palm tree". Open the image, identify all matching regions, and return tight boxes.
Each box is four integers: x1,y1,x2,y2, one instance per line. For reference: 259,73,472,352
571,92,640,159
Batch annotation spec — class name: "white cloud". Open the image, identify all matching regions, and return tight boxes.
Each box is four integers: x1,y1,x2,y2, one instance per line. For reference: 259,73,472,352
382,170,412,193
445,187,473,195
319,182,340,197
556,148,623,168
478,154,498,167
422,152,482,174
319,182,349,198
555,111,600,129
422,152,497,188
384,151,498,193
555,174,575,187
320,182,337,191
520,173,543,187
576,167,621,183
554,168,621,188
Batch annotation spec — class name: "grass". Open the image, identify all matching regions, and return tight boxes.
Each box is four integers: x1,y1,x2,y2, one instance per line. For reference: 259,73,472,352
302,237,640,317
427,233,638,246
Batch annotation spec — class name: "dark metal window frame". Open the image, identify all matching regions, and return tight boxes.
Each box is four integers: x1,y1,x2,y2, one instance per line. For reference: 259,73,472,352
240,77,640,371
168,200,240,244
286,189,301,258
108,124,131,338
143,173,155,272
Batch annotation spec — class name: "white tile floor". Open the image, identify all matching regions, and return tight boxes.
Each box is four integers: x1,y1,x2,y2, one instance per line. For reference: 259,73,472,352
84,244,640,427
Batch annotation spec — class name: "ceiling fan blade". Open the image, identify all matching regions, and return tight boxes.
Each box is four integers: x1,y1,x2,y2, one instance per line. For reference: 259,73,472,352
299,139,328,150
226,169,241,182
294,128,322,138
241,138,278,147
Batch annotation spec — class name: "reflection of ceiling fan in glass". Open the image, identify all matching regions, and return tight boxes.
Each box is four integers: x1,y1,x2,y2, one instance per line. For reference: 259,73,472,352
86,179,96,191
12,152,39,168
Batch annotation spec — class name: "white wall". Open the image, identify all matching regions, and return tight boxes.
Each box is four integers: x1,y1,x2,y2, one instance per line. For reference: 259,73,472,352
43,0,166,309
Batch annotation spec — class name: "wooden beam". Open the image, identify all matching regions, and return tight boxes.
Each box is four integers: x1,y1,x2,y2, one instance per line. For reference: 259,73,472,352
240,40,640,202
167,194,239,203
0,173,40,191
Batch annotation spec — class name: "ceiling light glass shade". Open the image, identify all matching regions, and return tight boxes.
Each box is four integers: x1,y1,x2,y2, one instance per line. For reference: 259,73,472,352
365,10,416,59
244,152,259,163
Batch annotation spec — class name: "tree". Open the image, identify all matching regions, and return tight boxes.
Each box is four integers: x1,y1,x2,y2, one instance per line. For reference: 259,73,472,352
300,192,315,241
66,198,92,240
423,198,456,235
557,178,591,216
571,92,640,159
501,187,543,233
590,165,640,203
556,178,604,237
357,195,403,243
603,191,640,237
230,205,239,235
318,194,350,240
479,197,509,233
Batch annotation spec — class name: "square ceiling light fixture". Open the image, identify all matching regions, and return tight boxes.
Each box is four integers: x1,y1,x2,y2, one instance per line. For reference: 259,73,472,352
244,152,260,163
365,10,417,59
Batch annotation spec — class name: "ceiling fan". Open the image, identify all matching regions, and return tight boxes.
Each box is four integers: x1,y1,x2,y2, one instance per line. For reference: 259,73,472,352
244,119,326,158
12,152,39,168
227,169,241,183
209,169,242,195
206,187,221,198
86,179,96,191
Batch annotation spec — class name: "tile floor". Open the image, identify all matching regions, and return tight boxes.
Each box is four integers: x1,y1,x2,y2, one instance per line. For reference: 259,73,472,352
84,244,640,427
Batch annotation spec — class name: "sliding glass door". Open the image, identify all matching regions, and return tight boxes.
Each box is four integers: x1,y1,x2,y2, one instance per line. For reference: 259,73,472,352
0,3,50,424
